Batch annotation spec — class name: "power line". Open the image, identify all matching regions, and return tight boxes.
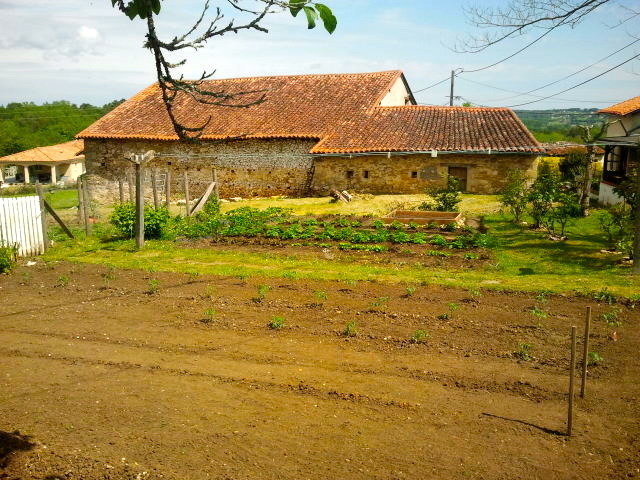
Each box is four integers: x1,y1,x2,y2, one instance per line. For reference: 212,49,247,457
456,76,621,103
481,37,640,102
413,76,451,94
502,51,640,107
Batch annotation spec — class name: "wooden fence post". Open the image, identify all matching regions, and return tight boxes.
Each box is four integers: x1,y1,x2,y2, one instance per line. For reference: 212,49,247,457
165,168,172,208
580,307,592,398
118,178,125,203
183,170,191,217
151,168,159,209
134,158,145,249
35,182,49,251
567,326,577,437
81,175,92,237
77,177,85,225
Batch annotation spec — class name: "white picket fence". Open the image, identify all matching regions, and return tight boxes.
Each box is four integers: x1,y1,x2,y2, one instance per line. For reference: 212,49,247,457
0,195,45,256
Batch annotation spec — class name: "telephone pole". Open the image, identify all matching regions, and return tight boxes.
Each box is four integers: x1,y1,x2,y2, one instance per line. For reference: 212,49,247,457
449,70,455,106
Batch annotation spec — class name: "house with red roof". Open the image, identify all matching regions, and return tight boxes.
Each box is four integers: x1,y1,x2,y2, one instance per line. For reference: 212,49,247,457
77,70,542,199
597,95,640,205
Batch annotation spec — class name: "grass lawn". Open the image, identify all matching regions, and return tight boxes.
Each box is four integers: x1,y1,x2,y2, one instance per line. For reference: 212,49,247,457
42,194,639,298
45,189,78,209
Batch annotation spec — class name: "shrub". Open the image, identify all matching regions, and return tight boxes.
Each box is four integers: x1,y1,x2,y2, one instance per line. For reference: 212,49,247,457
0,243,17,274
598,204,633,253
110,203,170,239
528,161,560,229
419,177,462,212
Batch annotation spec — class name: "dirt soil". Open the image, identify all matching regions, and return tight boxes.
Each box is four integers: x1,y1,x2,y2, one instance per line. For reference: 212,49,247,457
0,262,638,480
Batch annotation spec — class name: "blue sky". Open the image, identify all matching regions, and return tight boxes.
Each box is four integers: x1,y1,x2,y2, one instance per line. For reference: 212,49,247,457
0,0,638,109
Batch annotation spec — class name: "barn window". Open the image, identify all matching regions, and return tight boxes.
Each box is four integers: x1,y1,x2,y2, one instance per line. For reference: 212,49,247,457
411,171,418,178
346,170,354,179
363,170,370,179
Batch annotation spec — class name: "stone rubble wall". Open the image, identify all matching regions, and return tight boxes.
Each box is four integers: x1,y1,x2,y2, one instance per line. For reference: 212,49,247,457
83,138,317,204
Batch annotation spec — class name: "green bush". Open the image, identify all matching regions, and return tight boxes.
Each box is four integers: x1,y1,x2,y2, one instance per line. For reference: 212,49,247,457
109,203,170,239
0,243,17,274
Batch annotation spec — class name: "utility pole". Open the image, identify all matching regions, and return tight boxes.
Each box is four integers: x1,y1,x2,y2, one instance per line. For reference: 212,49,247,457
449,70,455,106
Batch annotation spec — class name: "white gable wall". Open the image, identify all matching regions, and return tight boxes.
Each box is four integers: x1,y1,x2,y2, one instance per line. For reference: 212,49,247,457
379,77,412,106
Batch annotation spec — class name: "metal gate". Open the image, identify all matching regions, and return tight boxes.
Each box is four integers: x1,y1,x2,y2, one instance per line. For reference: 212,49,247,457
0,195,45,256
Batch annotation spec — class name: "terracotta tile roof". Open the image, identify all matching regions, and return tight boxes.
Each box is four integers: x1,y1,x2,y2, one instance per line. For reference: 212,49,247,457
77,71,404,141
0,140,84,164
598,95,640,116
311,106,542,154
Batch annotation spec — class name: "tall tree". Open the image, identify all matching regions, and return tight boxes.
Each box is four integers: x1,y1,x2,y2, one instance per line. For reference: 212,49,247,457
111,0,337,140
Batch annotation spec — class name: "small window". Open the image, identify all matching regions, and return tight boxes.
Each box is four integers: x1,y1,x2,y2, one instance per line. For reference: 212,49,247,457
363,170,370,179
411,171,418,179
346,170,354,179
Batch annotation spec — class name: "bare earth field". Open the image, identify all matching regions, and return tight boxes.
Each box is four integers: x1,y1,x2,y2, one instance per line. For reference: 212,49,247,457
0,262,638,480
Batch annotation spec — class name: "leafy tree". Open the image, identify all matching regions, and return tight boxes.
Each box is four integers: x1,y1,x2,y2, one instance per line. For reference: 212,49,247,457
542,191,581,239
528,160,560,229
500,169,529,223
110,0,337,140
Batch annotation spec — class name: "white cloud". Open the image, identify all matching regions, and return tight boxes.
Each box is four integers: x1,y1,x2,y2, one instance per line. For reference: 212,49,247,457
78,26,100,41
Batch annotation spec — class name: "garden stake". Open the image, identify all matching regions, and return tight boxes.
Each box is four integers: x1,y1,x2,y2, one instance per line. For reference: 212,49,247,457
580,307,591,398
567,325,577,437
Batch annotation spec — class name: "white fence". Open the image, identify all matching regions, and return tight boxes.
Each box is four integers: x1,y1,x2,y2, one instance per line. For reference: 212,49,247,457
0,195,45,256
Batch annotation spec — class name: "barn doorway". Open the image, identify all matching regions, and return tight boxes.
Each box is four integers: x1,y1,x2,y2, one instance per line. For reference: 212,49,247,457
447,166,468,192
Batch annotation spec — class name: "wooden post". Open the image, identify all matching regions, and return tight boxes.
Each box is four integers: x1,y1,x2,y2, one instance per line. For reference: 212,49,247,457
118,178,125,203
212,168,219,200
35,182,49,251
81,175,92,236
567,325,577,437
165,168,172,208
151,168,159,209
580,307,592,398
134,157,145,249
77,177,85,225
183,170,191,217
128,171,135,203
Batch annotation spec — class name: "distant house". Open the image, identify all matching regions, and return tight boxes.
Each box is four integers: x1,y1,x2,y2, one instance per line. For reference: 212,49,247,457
77,71,542,200
0,140,85,186
597,96,640,205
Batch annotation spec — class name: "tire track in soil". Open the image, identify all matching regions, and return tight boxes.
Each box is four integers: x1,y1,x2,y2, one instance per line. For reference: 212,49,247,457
0,347,418,411
0,327,564,403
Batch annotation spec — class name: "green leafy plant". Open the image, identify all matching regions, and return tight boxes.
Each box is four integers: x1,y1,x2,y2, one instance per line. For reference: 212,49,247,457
436,313,449,320
147,278,160,295
202,308,217,324
109,203,170,239
411,329,430,344
513,342,533,361
587,351,604,366
405,286,417,297
419,176,462,212
371,296,389,308
252,284,270,303
427,250,451,257
463,252,478,260
600,309,621,327
343,321,357,337
187,271,200,283
593,288,617,305
268,316,285,330
0,243,18,274
56,275,70,287
314,290,328,301
448,302,460,312
530,306,548,319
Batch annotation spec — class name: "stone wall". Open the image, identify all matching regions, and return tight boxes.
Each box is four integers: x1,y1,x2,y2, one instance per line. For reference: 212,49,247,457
310,153,539,195
83,138,317,203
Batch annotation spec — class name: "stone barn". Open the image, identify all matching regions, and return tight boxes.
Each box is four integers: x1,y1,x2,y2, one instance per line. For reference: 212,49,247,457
77,70,542,200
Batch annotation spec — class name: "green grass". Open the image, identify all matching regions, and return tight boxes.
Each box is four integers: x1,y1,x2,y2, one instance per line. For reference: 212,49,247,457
45,189,78,209
39,194,640,298
219,194,500,217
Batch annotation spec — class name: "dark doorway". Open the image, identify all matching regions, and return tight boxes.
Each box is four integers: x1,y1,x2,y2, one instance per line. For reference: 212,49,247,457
447,166,468,192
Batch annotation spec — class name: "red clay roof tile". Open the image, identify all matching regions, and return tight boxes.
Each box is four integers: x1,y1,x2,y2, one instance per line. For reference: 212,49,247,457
598,95,640,116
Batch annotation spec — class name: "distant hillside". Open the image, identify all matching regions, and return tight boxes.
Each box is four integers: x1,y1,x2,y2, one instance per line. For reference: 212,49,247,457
0,100,124,156
515,108,602,143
